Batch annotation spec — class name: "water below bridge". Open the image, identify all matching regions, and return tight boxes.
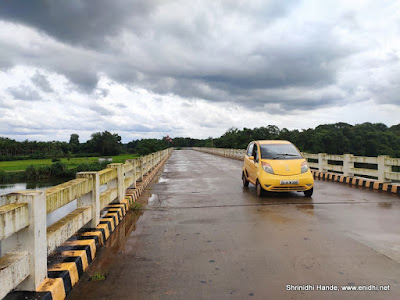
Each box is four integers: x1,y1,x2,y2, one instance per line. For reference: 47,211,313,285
68,150,400,300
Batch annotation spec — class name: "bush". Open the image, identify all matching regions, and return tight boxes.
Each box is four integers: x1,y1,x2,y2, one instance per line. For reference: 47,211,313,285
25,165,38,180
76,162,108,172
24,162,74,181
0,170,24,183
37,165,52,179
0,170,9,183
50,162,67,177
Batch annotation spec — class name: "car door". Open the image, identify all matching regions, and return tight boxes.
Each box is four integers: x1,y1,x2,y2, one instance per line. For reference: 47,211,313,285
247,143,259,184
244,143,254,183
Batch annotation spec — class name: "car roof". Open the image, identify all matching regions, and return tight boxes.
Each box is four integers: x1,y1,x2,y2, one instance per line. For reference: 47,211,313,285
254,140,292,145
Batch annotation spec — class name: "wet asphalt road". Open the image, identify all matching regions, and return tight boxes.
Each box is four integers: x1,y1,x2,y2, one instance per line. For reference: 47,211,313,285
68,150,400,300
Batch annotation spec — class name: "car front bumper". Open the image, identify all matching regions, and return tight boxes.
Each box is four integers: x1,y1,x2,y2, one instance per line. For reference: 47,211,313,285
258,171,314,192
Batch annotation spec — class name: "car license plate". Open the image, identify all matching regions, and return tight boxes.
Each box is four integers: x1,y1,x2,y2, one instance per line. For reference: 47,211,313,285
280,180,299,185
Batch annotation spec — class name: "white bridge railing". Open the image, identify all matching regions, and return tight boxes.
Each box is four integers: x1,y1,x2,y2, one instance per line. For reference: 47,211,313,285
193,147,246,160
0,148,172,299
193,147,400,183
302,153,400,183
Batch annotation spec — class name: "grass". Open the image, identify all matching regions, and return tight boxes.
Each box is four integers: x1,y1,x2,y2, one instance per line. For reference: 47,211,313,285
90,272,106,281
0,154,139,172
130,202,143,210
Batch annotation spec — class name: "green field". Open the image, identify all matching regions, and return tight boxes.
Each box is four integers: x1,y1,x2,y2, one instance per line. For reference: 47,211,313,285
0,154,139,172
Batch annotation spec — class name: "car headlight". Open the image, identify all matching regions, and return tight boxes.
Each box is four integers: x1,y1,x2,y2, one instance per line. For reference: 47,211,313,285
262,162,274,174
301,161,308,173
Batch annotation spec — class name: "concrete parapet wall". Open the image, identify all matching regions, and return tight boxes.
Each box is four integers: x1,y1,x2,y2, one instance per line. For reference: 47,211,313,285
46,207,92,255
0,252,30,298
302,153,400,183
98,168,117,185
46,178,92,215
0,148,172,299
0,203,29,240
193,147,246,161
311,170,400,195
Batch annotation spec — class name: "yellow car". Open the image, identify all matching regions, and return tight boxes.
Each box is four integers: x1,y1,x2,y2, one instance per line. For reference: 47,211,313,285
242,140,314,197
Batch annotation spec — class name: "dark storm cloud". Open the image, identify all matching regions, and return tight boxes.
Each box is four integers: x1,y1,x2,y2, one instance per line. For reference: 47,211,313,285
0,0,397,112
31,72,53,93
0,0,160,47
7,85,41,101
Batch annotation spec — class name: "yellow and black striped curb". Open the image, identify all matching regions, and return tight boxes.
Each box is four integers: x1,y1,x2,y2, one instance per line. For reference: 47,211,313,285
311,170,400,195
4,154,171,300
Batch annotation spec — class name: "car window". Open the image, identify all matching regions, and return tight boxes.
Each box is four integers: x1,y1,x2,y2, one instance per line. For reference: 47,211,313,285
260,144,302,159
247,143,254,156
253,145,259,161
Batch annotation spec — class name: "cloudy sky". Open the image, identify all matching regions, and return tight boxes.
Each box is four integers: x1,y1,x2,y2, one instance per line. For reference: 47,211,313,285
0,0,399,142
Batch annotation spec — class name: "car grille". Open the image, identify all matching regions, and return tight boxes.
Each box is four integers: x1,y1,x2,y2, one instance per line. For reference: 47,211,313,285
270,186,306,192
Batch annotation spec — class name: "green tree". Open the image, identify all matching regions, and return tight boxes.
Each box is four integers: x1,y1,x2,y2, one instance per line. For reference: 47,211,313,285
88,131,122,156
69,134,80,154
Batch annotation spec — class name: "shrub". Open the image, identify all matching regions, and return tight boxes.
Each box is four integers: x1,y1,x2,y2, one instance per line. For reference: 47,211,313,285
76,162,108,172
25,165,38,180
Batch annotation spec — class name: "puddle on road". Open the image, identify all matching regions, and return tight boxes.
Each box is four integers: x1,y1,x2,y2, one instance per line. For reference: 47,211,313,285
159,176,169,183
378,202,393,209
148,193,163,206
296,204,315,216
179,218,219,225
256,207,292,224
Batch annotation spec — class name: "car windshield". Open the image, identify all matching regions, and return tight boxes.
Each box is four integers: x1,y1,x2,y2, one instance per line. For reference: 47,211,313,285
260,144,303,160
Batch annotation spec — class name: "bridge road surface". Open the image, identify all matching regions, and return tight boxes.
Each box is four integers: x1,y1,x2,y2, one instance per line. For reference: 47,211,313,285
69,150,400,300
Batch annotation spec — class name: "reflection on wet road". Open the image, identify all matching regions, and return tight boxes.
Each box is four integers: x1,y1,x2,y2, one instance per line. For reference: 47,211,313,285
69,150,400,300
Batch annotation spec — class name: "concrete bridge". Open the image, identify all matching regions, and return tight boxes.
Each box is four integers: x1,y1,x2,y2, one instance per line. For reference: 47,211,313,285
1,149,400,299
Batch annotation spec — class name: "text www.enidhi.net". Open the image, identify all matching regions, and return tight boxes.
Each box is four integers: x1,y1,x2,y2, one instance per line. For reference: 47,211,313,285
341,285,390,291
286,284,391,292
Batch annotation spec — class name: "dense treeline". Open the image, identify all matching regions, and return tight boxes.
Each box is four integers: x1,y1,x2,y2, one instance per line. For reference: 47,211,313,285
0,131,124,160
172,122,400,157
0,131,173,160
1,123,399,163
127,139,170,155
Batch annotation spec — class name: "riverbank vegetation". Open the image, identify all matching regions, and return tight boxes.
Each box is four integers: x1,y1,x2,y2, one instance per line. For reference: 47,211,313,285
0,154,139,183
0,154,138,172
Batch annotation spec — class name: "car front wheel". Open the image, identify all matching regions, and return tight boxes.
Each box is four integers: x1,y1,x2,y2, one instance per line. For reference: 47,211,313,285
242,173,249,187
304,188,313,197
256,180,265,197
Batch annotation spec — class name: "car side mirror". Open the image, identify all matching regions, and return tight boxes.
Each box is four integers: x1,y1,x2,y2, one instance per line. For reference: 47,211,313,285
248,156,254,161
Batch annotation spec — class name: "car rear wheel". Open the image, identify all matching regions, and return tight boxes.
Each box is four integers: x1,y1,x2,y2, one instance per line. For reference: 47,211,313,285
242,172,249,187
304,188,313,197
256,180,265,197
